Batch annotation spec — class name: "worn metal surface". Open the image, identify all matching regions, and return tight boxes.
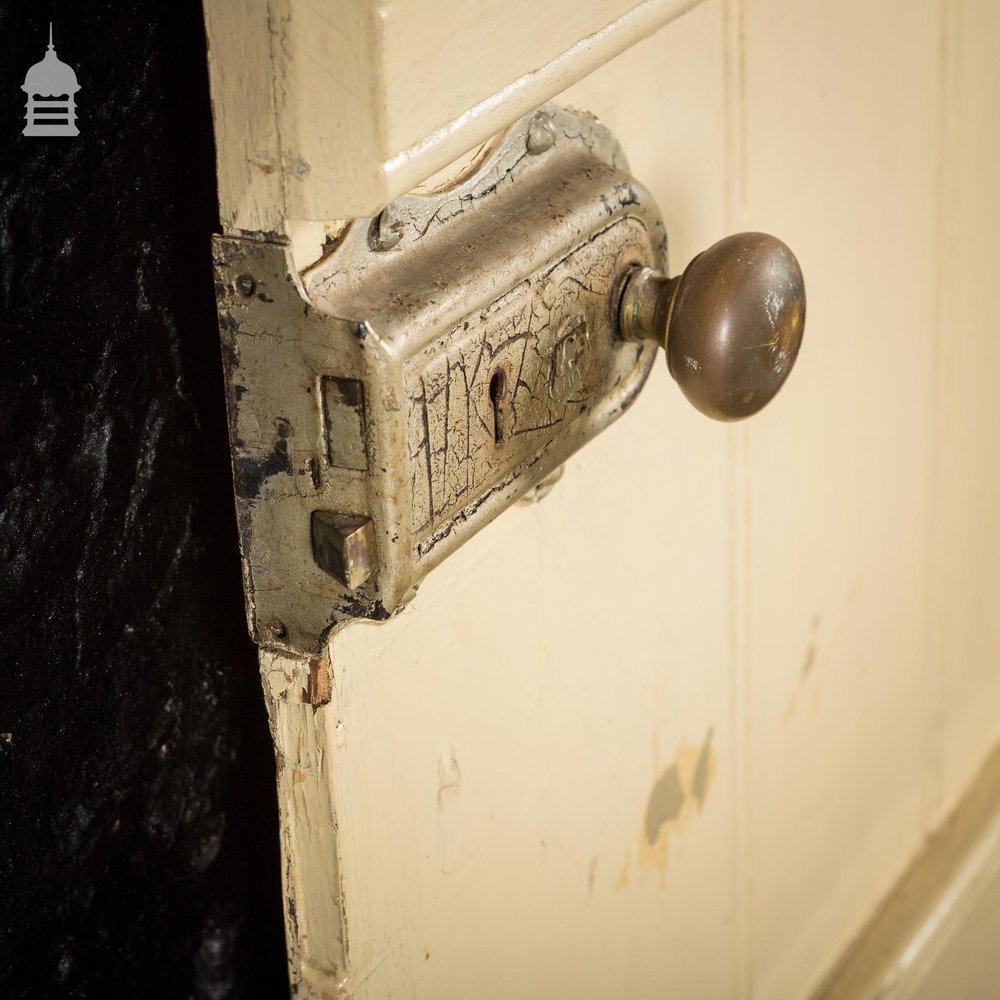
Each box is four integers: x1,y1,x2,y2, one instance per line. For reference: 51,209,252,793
620,232,806,421
214,106,665,656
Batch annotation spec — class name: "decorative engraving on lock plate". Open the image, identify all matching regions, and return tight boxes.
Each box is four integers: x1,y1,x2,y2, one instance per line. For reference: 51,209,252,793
213,105,666,656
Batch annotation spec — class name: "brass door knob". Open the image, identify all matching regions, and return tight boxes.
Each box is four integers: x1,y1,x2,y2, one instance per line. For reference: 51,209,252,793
619,232,805,420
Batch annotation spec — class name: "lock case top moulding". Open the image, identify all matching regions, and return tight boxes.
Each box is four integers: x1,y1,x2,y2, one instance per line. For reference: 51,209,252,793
213,104,666,656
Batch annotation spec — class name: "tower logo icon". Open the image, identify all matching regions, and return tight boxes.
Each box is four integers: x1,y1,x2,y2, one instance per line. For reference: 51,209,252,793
22,24,80,137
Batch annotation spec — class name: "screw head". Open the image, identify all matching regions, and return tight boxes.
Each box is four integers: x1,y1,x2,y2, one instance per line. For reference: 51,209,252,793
265,618,286,638
526,114,556,155
235,274,256,297
520,463,565,504
370,206,403,251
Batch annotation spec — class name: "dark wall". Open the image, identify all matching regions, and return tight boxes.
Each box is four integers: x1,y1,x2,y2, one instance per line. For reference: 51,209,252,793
0,3,288,997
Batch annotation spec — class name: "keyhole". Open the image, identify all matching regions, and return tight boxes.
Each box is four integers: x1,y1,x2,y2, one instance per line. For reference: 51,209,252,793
489,368,508,445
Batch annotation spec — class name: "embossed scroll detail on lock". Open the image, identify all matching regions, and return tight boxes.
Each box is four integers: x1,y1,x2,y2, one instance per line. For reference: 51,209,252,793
212,105,665,655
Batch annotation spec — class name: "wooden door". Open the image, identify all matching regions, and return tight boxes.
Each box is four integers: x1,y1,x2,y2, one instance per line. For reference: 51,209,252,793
204,2,1000,997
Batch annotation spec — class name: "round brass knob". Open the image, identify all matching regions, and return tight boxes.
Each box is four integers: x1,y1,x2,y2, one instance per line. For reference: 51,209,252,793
620,232,805,421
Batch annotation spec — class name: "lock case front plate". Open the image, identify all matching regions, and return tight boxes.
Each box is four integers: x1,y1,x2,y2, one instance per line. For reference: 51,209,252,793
213,106,666,656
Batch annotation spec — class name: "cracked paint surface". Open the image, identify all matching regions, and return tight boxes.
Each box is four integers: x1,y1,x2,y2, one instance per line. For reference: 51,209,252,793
406,222,648,540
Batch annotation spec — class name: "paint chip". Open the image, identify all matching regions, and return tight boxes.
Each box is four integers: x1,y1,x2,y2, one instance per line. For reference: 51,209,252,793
437,745,461,811
691,728,714,808
644,763,685,845
638,727,718,880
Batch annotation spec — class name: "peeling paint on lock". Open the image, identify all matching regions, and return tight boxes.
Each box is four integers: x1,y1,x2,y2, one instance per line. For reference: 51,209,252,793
213,105,666,656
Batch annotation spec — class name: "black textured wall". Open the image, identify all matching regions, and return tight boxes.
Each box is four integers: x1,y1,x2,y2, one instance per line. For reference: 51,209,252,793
0,3,288,997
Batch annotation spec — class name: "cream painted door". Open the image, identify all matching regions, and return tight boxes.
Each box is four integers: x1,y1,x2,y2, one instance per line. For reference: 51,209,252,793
204,2,1000,997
